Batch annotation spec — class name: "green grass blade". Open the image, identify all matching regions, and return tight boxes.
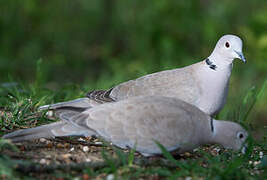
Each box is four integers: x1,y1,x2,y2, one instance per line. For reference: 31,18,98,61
155,141,178,165
128,145,136,166
154,141,189,170
101,149,117,173
112,146,127,166
241,80,267,124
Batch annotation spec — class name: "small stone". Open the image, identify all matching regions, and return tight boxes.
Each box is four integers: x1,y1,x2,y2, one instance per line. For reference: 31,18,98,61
106,174,114,180
40,159,47,164
69,147,75,152
56,143,65,148
45,140,51,144
95,142,103,145
46,111,54,117
259,152,263,159
64,143,70,148
78,138,86,142
84,137,92,141
61,153,72,159
45,155,52,159
85,158,91,162
39,138,47,143
46,143,53,148
82,174,90,180
253,161,260,166
83,146,89,152
184,152,191,157
214,147,221,153
185,177,192,180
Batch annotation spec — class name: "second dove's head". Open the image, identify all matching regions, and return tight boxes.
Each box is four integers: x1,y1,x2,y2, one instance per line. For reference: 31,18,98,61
212,34,246,64
215,120,248,152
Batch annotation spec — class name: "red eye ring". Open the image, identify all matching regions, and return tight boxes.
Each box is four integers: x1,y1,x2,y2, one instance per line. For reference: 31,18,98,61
225,42,230,48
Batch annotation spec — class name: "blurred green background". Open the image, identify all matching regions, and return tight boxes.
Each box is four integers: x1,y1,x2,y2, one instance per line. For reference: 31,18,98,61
0,0,266,137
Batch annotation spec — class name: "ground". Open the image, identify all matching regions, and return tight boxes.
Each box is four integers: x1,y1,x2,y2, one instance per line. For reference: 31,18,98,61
0,134,266,179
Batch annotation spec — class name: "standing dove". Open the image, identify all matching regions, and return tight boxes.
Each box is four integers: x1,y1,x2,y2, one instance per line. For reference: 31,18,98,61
40,34,246,116
3,96,248,156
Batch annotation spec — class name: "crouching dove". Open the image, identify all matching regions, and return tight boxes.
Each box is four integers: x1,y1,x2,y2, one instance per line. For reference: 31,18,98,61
3,96,248,156
40,34,246,116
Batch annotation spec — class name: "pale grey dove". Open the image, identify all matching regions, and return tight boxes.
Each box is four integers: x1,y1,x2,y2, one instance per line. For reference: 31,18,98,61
39,34,246,116
3,96,248,156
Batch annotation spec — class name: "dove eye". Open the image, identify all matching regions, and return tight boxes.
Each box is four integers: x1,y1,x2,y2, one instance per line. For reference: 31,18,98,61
225,42,230,48
237,132,244,139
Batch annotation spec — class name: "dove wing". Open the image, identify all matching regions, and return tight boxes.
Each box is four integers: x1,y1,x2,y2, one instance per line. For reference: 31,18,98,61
109,64,202,105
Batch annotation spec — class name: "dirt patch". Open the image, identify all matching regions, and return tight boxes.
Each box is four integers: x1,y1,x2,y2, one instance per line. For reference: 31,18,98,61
2,137,118,165
1,136,265,179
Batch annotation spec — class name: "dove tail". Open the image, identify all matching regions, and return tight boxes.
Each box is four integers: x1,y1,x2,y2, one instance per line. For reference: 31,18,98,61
2,121,95,142
2,122,63,142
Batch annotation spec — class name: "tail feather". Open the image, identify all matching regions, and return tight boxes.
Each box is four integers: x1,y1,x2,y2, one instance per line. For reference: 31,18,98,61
2,121,95,142
53,107,88,119
39,98,92,111
39,98,95,118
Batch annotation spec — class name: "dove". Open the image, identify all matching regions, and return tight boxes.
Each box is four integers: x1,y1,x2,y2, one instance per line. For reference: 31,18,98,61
3,96,248,156
40,34,246,116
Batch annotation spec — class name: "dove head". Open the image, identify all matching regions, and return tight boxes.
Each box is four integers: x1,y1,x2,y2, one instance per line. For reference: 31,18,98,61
212,120,248,152
210,34,246,65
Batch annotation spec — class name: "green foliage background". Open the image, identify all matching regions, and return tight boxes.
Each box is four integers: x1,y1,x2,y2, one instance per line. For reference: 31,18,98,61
0,0,266,136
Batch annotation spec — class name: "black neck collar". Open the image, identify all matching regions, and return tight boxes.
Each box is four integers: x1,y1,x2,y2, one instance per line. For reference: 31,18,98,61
205,58,217,70
210,117,214,133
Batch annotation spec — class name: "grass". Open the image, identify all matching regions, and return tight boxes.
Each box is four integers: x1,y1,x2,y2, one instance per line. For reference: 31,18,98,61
0,66,266,179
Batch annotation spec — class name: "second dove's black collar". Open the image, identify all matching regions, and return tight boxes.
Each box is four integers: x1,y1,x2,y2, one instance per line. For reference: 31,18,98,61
205,58,217,71
210,117,214,133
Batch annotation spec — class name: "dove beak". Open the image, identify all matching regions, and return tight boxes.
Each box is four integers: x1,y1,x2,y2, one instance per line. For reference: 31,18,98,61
235,50,246,63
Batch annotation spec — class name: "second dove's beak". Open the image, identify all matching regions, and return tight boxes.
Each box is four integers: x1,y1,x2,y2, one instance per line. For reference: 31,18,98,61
235,50,246,63
241,143,247,154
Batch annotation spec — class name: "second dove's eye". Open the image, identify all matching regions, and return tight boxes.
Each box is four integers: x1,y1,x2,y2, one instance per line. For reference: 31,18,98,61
225,42,230,48
237,132,244,139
